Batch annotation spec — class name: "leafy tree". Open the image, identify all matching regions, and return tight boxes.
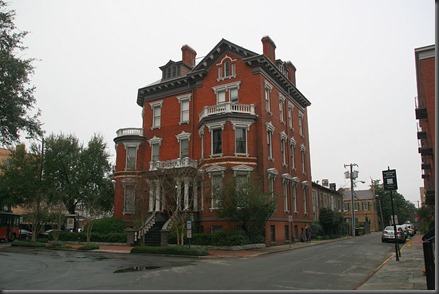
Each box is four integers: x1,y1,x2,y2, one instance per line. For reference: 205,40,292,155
213,174,276,242
0,144,47,241
374,186,417,227
318,207,343,236
0,1,41,146
43,133,114,235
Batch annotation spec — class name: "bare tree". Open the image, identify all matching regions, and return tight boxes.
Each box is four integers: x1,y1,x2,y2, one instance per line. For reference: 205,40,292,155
137,159,202,246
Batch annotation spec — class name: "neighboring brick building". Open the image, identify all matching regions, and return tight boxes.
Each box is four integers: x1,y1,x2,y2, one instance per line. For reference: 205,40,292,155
311,181,343,223
113,36,313,245
414,45,435,208
342,189,379,233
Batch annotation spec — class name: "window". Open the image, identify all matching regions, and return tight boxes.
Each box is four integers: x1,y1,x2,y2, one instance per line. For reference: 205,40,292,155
301,145,306,174
299,112,304,136
217,55,237,80
152,143,160,161
280,132,287,166
148,136,162,163
303,186,308,214
211,174,223,209
212,128,222,155
265,85,272,113
279,94,285,123
283,180,288,211
266,121,275,160
290,139,296,170
177,94,191,124
126,146,137,170
217,89,226,104
267,130,273,159
267,168,278,200
293,184,298,213
150,100,163,129
176,131,191,159
230,87,238,103
235,127,247,154
212,82,241,105
180,139,189,158
123,185,135,214
288,104,294,129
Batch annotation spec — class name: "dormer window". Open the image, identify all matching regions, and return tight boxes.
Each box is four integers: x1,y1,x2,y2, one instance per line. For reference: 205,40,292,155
217,55,237,81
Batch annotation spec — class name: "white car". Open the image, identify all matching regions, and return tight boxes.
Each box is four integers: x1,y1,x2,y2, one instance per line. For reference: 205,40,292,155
381,225,406,243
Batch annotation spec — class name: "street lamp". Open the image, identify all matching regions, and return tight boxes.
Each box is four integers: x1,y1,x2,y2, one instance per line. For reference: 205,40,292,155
344,163,358,237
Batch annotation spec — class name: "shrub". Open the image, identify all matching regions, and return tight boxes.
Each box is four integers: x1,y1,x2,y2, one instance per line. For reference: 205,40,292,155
11,240,46,247
131,245,208,256
77,244,99,250
85,217,126,235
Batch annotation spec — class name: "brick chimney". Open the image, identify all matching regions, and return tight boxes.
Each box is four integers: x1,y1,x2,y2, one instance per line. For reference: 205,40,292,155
284,61,296,86
181,45,197,68
261,36,276,63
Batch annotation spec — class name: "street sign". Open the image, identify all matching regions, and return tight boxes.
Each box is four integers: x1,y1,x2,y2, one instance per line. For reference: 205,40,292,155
382,169,398,190
288,215,293,223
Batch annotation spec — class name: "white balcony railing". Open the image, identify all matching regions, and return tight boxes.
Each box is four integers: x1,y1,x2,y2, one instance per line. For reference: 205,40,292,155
150,157,198,171
199,102,256,121
116,128,143,137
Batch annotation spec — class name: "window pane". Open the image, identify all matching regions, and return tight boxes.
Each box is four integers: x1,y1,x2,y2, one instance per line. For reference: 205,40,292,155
230,88,238,103
126,146,136,170
213,129,222,154
181,139,189,158
181,100,189,122
153,106,161,127
236,127,246,154
218,90,226,104
152,143,159,161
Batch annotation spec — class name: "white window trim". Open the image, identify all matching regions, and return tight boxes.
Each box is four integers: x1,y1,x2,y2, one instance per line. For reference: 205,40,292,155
207,121,225,157
123,143,140,171
231,120,252,157
298,111,304,137
279,94,286,123
206,165,226,210
150,100,163,130
176,131,191,158
264,81,273,114
216,55,237,81
266,121,275,161
288,102,294,130
212,81,241,104
177,94,191,124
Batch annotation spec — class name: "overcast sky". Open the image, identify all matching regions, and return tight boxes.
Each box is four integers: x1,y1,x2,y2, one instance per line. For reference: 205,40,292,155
8,0,434,205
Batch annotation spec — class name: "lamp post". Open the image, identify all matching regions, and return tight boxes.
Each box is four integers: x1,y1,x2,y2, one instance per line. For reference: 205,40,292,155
344,163,358,237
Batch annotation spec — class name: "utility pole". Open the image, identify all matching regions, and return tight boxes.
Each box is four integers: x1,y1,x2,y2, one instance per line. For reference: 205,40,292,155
344,163,358,237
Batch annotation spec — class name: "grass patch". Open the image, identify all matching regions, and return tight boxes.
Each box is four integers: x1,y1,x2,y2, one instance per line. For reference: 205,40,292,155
77,244,100,250
45,243,72,249
131,245,208,256
11,240,46,247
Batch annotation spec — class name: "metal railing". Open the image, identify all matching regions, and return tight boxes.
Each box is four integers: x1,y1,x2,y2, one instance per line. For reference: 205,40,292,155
422,232,435,290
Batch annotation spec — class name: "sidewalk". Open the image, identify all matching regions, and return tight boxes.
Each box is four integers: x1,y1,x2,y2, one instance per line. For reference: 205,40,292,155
357,233,428,290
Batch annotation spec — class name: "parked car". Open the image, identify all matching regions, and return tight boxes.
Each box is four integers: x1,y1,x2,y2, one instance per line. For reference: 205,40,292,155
381,225,406,243
42,229,63,236
19,229,32,240
402,223,416,236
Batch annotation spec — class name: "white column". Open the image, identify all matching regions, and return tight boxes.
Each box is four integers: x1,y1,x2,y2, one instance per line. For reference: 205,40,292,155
193,178,198,211
155,181,161,212
184,178,189,210
176,179,181,211
148,181,154,212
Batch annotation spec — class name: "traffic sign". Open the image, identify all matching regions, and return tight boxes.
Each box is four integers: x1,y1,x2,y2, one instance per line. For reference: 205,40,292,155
382,169,398,190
